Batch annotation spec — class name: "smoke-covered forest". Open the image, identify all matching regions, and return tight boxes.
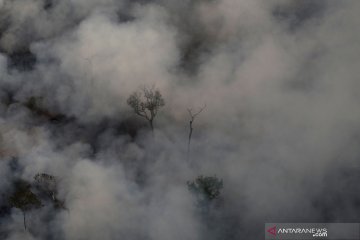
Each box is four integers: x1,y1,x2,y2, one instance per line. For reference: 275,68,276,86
0,0,360,239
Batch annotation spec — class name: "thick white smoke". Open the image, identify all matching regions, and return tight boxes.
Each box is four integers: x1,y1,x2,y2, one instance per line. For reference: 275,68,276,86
1,0,360,239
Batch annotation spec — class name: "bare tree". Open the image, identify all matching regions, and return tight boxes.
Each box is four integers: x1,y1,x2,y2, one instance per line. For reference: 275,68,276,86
127,86,165,133
187,104,206,161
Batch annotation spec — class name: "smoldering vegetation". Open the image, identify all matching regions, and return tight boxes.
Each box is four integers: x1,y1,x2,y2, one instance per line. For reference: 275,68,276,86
0,0,360,239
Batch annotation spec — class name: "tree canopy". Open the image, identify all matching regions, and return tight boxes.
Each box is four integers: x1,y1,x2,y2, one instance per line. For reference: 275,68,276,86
127,86,165,132
187,175,223,201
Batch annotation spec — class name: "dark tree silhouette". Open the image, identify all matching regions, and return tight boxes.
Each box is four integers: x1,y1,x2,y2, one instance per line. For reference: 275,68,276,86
187,175,225,239
9,180,42,230
34,173,57,200
187,104,206,161
127,86,165,133
187,175,223,202
33,173,67,210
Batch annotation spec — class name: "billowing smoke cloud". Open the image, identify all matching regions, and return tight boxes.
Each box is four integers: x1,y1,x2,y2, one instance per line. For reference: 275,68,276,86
1,0,360,239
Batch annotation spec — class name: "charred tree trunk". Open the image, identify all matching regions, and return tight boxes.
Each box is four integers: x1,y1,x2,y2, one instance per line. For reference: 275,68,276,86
187,119,193,161
23,211,26,231
187,105,206,162
149,119,154,136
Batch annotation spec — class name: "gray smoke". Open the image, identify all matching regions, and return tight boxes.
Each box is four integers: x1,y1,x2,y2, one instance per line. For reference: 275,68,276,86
0,0,360,239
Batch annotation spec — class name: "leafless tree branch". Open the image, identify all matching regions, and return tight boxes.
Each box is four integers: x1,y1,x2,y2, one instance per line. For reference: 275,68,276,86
127,86,165,134
187,104,206,162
